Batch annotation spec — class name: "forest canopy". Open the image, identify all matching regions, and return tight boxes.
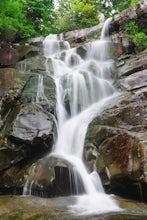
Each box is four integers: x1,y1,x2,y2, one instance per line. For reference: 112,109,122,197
0,0,141,42
0,0,56,41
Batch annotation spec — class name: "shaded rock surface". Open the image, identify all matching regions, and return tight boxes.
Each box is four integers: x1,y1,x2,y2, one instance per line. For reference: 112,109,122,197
0,38,56,195
22,155,85,197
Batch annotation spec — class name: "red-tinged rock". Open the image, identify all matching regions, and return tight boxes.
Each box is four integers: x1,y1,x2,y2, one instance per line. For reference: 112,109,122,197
0,47,18,66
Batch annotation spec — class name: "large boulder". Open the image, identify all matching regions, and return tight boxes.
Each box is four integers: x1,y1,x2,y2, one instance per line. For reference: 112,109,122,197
11,103,54,141
0,103,55,170
0,154,85,196
0,103,55,194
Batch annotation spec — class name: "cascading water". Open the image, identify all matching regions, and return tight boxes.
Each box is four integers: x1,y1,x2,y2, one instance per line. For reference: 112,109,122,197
42,19,121,214
23,19,121,215
36,74,45,103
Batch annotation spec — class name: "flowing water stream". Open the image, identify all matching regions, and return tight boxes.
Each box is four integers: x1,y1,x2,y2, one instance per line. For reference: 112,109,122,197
24,18,121,215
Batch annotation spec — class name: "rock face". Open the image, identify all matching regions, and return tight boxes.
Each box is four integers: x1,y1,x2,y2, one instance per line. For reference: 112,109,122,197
22,156,85,197
0,38,56,195
85,51,147,202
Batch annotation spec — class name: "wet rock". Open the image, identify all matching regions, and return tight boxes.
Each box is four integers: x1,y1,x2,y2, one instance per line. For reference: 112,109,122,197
0,54,56,194
0,47,18,66
64,23,103,43
0,150,85,196
0,68,19,96
0,195,147,219
11,103,54,141
14,44,40,60
119,69,147,91
16,56,47,73
20,74,56,113
0,102,55,192
84,143,99,172
0,68,22,130
85,90,147,196
76,46,87,59
111,33,135,55
117,52,147,78
22,155,85,197
99,133,144,176
0,39,43,67
111,175,147,202
27,36,45,47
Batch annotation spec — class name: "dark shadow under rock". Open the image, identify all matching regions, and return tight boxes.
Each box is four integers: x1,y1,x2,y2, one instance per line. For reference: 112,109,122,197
110,175,147,202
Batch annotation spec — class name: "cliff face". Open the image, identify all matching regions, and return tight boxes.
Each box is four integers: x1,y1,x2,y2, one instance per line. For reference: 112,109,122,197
0,2,146,201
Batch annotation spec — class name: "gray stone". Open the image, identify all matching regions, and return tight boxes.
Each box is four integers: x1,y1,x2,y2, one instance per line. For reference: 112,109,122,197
119,69,147,91
11,103,54,141
117,52,147,78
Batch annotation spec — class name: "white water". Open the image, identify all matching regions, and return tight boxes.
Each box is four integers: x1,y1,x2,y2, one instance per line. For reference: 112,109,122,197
36,74,45,103
100,17,112,39
42,18,121,215
22,19,121,214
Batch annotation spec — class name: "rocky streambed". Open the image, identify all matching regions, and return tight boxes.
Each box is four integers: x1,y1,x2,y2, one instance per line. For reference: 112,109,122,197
0,195,147,220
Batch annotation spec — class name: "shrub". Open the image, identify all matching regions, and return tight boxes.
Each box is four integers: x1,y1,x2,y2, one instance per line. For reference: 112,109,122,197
125,21,147,52
125,21,138,36
133,32,147,51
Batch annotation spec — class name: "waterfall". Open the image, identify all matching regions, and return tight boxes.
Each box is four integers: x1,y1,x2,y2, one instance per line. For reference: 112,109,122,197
42,19,121,215
23,19,121,215
100,17,112,39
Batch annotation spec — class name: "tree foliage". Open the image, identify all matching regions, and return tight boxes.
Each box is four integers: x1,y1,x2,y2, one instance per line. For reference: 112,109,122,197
0,0,35,41
24,0,56,35
0,0,56,42
125,21,147,52
55,0,99,33
55,0,139,32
